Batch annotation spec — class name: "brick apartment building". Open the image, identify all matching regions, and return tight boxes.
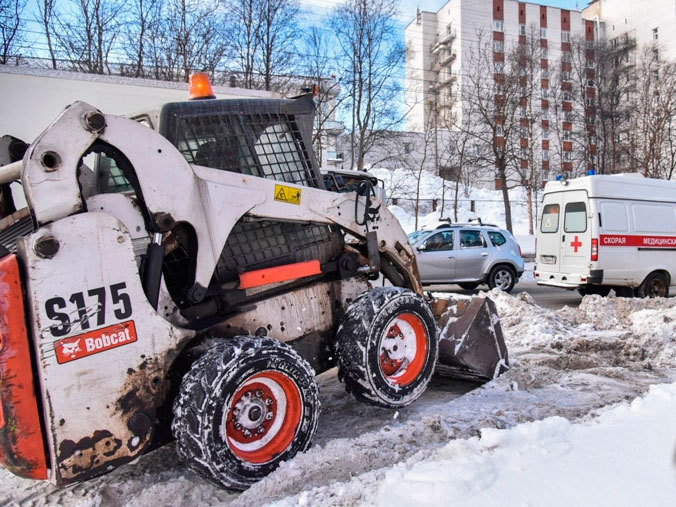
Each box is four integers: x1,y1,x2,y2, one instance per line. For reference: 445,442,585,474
405,0,597,182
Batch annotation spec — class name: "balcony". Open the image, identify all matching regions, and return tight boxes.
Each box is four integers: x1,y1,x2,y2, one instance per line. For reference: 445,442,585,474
440,52,456,67
431,27,456,54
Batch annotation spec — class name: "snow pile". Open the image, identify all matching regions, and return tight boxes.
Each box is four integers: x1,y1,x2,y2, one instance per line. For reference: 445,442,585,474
370,167,537,236
2,294,675,506
378,382,676,506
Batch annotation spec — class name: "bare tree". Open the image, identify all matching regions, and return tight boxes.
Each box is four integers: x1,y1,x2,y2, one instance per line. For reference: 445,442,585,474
593,37,634,173
53,0,123,74
122,0,161,78
462,32,521,232
0,0,26,64
36,0,57,69
223,0,262,88
626,44,676,178
330,0,406,171
302,26,344,164
511,23,544,235
256,0,299,91
145,0,225,82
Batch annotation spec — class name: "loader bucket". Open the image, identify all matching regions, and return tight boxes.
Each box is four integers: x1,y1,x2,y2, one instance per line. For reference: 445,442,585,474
429,296,509,382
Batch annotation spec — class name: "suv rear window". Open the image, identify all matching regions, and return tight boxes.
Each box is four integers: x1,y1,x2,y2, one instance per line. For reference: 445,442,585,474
564,202,587,232
459,230,486,248
488,231,507,246
541,204,560,233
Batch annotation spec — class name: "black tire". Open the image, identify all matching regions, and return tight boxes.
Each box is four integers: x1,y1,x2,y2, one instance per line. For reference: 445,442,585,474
577,285,611,297
487,265,516,292
171,337,320,491
458,282,481,290
636,272,670,298
335,287,438,409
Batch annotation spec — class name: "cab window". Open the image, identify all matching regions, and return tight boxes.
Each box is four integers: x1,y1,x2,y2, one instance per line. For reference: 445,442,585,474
422,231,454,251
564,202,587,232
488,231,507,246
541,203,560,233
460,230,486,248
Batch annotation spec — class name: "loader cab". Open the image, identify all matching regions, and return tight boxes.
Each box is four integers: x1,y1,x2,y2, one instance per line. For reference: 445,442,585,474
88,94,343,314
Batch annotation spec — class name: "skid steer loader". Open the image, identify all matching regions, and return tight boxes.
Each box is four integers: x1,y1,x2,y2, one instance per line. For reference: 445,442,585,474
0,77,508,490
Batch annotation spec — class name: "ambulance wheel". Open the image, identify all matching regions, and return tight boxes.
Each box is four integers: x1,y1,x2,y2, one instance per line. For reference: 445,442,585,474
336,287,438,409
171,337,320,491
577,285,611,297
636,272,670,298
488,265,516,292
458,282,480,290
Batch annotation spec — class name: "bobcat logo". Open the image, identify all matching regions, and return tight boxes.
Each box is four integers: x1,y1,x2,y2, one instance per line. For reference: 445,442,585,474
60,339,81,358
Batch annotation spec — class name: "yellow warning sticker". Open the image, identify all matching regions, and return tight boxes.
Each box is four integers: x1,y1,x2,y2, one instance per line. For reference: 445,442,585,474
274,184,301,205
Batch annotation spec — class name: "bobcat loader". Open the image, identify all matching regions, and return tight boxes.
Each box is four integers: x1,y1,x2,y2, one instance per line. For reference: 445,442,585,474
0,76,508,490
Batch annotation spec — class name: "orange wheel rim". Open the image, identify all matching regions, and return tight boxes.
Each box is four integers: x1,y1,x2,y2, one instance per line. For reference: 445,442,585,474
378,313,428,386
224,371,302,464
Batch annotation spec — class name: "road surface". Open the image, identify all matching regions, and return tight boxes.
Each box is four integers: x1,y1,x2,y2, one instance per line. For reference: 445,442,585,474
429,278,582,310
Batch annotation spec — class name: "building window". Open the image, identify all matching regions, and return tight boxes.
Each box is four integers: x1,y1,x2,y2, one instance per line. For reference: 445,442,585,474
541,68,549,78
563,92,571,101
404,143,412,154
542,129,549,140
542,150,549,161
494,61,505,73
561,31,570,42
473,144,480,156
493,40,504,53
541,108,549,120
587,79,595,87
521,148,529,159
653,48,659,61
494,20,504,32
565,111,573,122
540,28,547,39
653,27,659,40
496,125,505,137
541,47,548,59
563,130,571,141
586,98,595,106
562,52,572,63
519,24,526,36
520,127,528,138
563,151,572,162
562,71,571,81
541,88,549,99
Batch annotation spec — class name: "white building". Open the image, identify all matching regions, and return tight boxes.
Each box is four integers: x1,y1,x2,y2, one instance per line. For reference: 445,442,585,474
583,0,676,61
405,0,595,181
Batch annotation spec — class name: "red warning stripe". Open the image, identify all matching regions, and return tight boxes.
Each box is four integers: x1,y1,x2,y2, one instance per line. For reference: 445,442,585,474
0,255,48,480
239,260,322,290
600,234,676,248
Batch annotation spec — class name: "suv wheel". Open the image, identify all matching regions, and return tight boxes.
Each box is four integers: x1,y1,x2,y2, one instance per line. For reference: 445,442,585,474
488,265,516,293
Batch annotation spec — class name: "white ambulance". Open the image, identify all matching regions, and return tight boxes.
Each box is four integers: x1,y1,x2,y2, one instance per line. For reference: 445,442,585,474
535,173,676,297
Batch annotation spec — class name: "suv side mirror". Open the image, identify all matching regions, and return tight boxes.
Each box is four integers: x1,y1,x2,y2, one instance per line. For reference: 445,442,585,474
416,245,427,252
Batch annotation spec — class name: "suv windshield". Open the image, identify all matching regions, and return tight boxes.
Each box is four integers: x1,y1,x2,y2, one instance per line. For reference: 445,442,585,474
408,230,428,244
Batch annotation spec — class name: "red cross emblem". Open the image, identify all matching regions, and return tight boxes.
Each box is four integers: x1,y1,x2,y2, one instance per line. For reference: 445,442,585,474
570,236,583,253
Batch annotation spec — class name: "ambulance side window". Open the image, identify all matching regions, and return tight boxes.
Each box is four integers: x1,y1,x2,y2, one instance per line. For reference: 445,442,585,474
541,204,560,233
564,202,587,233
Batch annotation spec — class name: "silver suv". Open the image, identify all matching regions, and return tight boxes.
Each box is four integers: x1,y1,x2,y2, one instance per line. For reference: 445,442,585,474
408,224,524,292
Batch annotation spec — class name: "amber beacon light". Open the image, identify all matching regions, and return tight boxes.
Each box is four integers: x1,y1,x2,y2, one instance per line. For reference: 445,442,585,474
189,72,216,100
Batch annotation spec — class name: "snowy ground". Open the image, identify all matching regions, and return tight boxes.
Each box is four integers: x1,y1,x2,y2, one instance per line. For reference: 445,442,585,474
3,291,675,506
